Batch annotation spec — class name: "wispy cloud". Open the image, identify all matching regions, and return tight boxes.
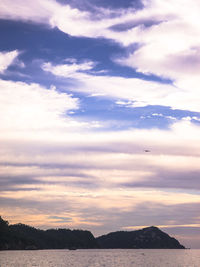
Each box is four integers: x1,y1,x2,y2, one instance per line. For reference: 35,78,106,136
43,59,95,77
41,60,200,113
0,50,19,73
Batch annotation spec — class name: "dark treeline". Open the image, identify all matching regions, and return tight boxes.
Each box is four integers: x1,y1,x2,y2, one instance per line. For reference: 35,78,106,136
0,216,98,250
0,216,185,250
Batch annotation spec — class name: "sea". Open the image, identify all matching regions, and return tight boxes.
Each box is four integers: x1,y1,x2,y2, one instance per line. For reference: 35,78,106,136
0,249,200,267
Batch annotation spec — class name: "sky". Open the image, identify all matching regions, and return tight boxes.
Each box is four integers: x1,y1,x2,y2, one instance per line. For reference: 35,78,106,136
0,0,200,249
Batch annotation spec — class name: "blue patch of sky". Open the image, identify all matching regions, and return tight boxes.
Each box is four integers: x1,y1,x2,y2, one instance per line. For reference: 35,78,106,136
57,0,143,11
0,19,171,85
68,96,200,130
110,19,163,32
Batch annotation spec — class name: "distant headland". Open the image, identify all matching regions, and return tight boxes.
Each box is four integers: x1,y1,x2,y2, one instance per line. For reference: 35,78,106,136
0,216,185,250
96,226,185,249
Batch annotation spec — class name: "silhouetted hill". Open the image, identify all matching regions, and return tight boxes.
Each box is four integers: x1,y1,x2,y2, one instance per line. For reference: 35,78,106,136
96,226,185,249
0,216,185,250
0,216,98,250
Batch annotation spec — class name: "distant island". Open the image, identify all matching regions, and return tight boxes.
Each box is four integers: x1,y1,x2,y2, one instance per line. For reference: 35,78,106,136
0,216,185,250
96,226,185,249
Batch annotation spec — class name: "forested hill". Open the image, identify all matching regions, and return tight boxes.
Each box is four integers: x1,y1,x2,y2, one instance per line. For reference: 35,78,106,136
0,216,98,250
0,216,185,250
96,226,185,249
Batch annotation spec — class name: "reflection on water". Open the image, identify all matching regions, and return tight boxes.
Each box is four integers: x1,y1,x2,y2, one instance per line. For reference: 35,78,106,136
0,249,200,267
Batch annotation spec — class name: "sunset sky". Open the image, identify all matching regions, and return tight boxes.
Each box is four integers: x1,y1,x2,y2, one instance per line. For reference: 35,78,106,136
1,0,200,248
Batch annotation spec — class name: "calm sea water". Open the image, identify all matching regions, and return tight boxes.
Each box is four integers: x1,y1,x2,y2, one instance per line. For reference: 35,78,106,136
0,249,200,267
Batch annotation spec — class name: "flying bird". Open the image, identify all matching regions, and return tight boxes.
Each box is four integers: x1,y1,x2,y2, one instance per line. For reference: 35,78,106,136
144,149,150,152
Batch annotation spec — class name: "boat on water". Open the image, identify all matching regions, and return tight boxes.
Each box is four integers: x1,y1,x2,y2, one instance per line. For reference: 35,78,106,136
68,247,77,250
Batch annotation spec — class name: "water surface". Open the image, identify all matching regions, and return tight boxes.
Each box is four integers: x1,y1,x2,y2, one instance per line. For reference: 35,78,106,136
1,249,200,267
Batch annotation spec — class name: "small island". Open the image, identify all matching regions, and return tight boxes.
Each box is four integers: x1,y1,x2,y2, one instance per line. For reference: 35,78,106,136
97,226,185,249
0,216,185,250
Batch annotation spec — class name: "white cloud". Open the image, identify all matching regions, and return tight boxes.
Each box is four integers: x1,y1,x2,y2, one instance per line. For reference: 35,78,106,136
114,0,200,107
0,79,79,135
0,0,56,23
42,61,200,113
43,60,94,77
42,61,175,102
0,50,19,73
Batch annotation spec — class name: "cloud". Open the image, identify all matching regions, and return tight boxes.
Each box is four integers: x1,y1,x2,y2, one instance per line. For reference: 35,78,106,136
42,60,200,113
0,50,19,73
42,61,175,104
1,117,200,191
43,59,95,77
114,0,200,110
0,0,56,24
0,79,80,136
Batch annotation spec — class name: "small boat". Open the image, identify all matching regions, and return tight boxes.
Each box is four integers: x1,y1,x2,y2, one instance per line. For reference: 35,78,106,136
69,247,77,250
